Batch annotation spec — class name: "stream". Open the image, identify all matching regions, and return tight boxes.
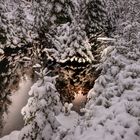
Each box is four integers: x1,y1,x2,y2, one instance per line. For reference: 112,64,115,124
0,46,35,138
1,75,33,137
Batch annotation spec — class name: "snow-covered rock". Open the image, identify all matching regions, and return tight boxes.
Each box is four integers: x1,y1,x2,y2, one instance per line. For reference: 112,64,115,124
56,111,79,130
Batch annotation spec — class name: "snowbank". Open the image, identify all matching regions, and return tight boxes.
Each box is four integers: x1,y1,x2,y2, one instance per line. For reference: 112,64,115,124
0,131,20,140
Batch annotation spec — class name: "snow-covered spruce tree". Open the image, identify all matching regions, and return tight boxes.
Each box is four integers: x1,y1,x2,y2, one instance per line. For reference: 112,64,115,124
0,0,34,49
104,0,119,37
41,19,96,104
0,0,8,46
30,0,78,63
19,69,62,140
115,0,140,35
30,0,108,64
32,0,76,35
83,0,107,39
32,0,107,104
78,0,109,58
45,21,94,63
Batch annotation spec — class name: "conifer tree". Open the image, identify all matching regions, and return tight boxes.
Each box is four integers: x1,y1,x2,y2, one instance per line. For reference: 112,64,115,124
19,69,62,140
105,0,118,36
45,21,94,63
0,0,8,46
83,0,107,39
33,0,75,34
0,0,33,48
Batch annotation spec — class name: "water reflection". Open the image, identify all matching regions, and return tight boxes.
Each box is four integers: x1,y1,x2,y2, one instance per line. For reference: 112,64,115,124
1,75,32,137
0,46,35,137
